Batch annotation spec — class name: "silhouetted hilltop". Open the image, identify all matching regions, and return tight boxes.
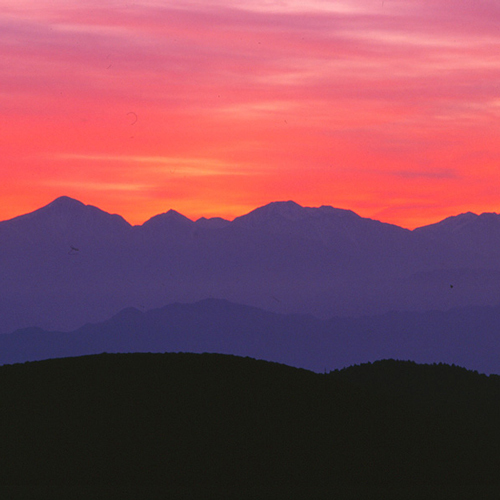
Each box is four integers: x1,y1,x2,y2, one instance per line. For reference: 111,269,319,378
0,353,499,497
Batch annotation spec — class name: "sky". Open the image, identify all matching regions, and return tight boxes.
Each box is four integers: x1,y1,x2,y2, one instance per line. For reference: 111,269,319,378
1,0,500,229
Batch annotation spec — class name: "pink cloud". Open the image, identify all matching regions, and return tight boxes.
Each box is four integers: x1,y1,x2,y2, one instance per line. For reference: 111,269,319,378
1,1,500,227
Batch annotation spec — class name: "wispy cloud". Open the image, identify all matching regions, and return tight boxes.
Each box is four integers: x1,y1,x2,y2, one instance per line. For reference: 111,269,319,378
2,0,500,227
391,169,459,180
43,180,151,192
53,154,253,176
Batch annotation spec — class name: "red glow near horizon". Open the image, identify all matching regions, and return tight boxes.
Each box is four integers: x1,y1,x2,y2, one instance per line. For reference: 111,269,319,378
1,0,500,229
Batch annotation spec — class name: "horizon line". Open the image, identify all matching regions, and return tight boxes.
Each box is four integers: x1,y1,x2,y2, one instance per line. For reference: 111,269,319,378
2,194,495,231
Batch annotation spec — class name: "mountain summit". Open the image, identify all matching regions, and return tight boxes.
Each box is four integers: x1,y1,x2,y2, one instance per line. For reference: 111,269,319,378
141,209,194,233
232,200,359,227
238,200,307,220
45,195,86,211
0,196,131,232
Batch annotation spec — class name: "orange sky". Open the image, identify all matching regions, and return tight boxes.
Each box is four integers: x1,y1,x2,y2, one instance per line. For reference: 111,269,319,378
1,0,500,228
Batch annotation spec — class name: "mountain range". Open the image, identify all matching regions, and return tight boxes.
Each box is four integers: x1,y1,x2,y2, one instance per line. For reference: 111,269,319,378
3,298,500,374
1,196,500,336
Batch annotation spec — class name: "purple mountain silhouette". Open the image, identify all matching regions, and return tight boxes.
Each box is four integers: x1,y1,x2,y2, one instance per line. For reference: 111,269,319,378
2,196,130,235
1,197,500,334
2,298,500,375
142,209,194,233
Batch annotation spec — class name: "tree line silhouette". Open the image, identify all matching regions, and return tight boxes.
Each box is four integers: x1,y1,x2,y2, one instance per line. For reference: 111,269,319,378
0,353,499,498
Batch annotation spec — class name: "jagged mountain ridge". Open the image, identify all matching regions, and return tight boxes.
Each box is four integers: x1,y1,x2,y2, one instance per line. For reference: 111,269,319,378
1,196,500,334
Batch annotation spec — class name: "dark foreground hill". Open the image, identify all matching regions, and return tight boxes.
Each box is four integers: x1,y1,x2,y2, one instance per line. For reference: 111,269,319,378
1,353,500,498
4,298,500,375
